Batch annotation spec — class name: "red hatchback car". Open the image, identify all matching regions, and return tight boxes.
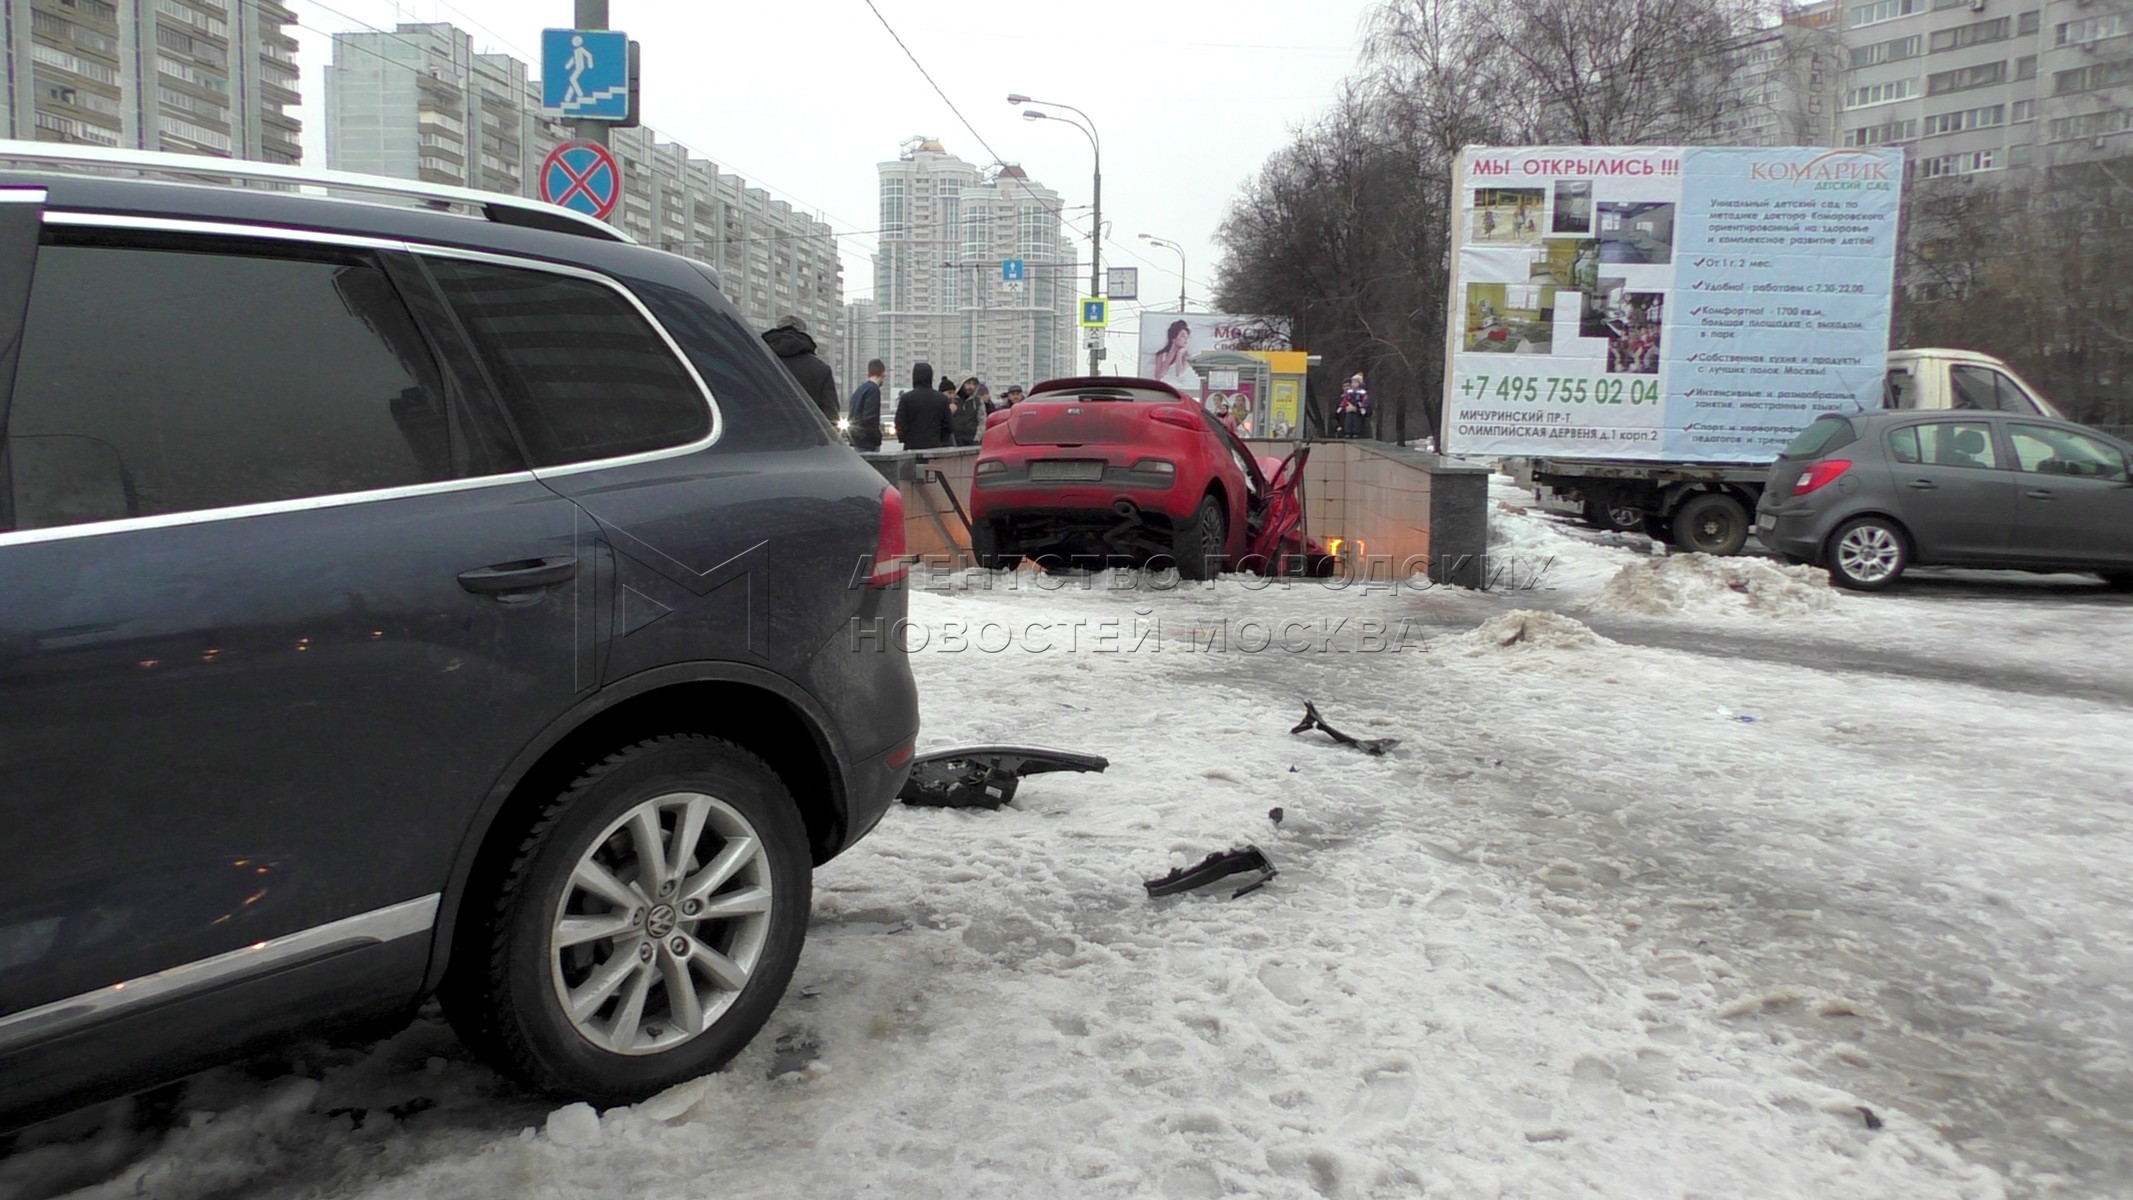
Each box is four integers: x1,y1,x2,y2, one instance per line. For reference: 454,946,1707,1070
969,376,1329,578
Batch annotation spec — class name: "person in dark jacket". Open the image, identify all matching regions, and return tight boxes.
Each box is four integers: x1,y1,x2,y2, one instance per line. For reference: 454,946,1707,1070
894,362,955,450
949,376,985,445
762,314,839,425
848,358,886,451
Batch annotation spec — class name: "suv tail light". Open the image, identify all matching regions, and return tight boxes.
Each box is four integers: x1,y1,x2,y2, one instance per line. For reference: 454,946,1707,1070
871,485,907,587
1793,459,1852,497
1149,408,1200,430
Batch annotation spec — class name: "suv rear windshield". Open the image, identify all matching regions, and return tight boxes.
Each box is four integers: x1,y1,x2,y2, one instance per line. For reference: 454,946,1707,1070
1782,415,1857,459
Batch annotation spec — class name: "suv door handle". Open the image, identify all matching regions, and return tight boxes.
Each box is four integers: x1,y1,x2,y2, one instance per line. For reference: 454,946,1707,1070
2024,488,2055,500
458,556,577,595
1905,479,1938,490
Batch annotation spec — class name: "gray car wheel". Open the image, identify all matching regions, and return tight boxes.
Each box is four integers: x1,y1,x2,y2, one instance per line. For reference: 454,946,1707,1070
1827,517,1909,591
443,735,810,1102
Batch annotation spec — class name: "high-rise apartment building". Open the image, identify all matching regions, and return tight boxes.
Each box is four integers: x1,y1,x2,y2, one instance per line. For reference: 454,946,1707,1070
1712,0,2131,178
324,23,843,381
875,137,1077,391
842,297,879,396
1833,0,2129,175
2,0,300,161
1719,3,1845,146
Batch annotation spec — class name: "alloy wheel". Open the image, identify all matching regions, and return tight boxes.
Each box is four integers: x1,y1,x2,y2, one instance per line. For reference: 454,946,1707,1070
1838,524,1902,585
548,792,774,1056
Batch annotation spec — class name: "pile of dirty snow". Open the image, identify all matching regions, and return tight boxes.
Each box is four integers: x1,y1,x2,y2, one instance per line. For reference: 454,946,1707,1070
1447,609,1610,653
1585,554,1837,619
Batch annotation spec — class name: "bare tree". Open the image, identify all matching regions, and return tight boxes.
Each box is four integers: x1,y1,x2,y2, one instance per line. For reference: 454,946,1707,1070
1215,0,1768,444
1899,154,2133,427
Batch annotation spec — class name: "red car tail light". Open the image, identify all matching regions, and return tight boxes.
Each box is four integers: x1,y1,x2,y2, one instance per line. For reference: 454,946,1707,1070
871,485,908,587
1149,408,1200,431
1793,459,1852,497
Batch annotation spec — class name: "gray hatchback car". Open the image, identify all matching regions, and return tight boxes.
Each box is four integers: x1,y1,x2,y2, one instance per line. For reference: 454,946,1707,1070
1756,410,2133,590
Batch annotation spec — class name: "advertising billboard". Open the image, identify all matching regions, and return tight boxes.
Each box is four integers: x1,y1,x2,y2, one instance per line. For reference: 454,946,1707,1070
1137,312,1287,394
1441,146,1903,462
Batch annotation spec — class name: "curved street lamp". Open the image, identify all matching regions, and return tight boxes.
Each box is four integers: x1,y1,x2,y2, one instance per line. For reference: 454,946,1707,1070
1009,94,1102,375
1139,233,1188,313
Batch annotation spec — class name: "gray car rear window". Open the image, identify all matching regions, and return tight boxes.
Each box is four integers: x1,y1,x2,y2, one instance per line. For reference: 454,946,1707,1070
1783,416,1855,459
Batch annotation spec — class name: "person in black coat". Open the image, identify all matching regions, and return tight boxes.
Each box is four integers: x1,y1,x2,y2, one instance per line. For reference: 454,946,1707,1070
847,358,885,451
949,376,985,445
893,362,955,450
762,314,839,425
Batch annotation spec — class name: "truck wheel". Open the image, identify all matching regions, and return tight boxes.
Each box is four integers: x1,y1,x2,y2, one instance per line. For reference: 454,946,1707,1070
1581,487,1642,531
1175,495,1227,581
1826,517,1909,590
1671,493,1749,556
971,520,1021,570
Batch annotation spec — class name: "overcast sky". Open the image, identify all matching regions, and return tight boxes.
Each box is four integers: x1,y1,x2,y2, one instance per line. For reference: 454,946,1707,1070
288,0,1381,346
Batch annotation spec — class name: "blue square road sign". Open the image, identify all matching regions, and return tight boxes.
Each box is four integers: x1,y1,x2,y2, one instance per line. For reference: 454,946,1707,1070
542,29,630,120
1002,258,1026,283
1079,298,1109,328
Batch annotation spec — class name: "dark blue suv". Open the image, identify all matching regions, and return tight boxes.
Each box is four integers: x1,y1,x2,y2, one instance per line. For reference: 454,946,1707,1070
0,147,918,1126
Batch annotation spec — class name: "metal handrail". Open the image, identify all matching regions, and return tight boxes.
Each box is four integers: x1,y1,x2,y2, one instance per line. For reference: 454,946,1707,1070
0,141,629,243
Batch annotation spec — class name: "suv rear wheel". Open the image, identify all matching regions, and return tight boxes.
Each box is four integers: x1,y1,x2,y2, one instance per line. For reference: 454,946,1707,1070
444,735,810,1102
1175,495,1227,581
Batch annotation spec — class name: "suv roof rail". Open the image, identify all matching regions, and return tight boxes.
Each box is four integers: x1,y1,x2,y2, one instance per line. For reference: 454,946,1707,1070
0,141,631,244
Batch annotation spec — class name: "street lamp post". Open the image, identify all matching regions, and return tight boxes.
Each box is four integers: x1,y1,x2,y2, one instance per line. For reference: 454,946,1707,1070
1009,94,1101,375
1139,233,1187,312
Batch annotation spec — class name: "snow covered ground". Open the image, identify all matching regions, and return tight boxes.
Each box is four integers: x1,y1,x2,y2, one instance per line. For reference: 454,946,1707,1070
11,477,2133,1200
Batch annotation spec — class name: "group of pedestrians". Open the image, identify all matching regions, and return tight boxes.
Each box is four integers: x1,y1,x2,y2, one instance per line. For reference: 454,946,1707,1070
765,314,1374,449
881,365,1017,450
759,316,1020,453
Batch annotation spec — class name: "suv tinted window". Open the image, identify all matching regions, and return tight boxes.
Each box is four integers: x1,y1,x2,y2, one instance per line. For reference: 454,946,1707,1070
630,275,825,451
425,257,711,467
5,237,457,532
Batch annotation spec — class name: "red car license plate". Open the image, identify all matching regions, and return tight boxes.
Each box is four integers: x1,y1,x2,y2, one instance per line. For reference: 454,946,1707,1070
1030,460,1105,482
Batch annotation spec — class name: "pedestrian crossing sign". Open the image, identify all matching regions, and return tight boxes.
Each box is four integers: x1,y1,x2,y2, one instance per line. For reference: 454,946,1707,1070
542,29,630,121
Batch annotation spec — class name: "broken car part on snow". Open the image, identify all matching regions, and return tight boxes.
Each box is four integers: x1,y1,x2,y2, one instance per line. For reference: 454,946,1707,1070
1143,846,1278,900
1290,701,1401,756
897,746,1111,810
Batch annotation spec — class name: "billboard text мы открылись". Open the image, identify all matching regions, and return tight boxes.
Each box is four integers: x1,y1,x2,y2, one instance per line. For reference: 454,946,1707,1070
1442,146,1902,462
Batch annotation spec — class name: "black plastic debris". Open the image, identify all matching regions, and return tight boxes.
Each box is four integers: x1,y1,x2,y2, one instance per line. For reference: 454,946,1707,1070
1857,1105,1883,1131
1268,807,1284,827
1144,845,1277,900
899,745,1109,810
1290,701,1401,756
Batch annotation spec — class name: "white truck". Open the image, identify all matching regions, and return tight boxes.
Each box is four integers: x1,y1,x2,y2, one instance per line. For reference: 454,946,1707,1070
1533,348,2065,554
